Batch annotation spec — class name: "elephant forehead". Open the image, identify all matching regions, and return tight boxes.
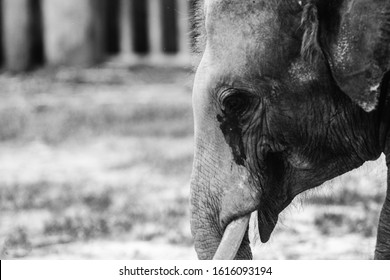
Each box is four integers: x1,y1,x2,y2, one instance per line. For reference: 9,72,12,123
204,0,277,70
205,0,269,20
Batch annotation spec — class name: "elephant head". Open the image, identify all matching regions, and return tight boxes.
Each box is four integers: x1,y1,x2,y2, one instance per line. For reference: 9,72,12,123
190,0,390,260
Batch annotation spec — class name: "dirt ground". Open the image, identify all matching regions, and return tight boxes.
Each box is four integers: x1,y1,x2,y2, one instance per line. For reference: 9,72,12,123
0,67,387,259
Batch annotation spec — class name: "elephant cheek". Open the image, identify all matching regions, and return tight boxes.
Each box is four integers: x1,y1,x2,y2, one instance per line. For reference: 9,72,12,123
219,165,262,227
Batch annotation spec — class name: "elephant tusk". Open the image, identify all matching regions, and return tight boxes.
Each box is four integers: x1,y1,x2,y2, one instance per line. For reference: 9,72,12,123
213,215,251,260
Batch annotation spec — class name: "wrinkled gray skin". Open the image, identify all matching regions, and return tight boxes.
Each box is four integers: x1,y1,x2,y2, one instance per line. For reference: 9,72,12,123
190,0,390,260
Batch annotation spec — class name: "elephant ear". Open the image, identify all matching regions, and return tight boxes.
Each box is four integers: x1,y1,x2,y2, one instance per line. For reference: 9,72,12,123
301,0,390,112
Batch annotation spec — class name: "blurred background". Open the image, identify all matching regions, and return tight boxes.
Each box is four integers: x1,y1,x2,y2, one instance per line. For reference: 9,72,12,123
0,0,387,260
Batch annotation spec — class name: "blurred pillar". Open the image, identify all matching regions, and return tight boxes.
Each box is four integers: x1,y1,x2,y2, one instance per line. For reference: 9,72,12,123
2,0,33,72
42,0,106,66
176,0,191,61
119,0,135,60
0,0,3,66
147,0,163,60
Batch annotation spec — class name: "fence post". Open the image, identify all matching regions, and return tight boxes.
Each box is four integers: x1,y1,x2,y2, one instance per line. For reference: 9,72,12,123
147,0,163,61
0,0,3,66
2,0,33,72
176,0,191,63
119,0,135,61
42,0,105,66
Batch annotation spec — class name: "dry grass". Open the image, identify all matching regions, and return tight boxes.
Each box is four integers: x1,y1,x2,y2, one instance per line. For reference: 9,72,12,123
0,67,387,259
0,67,195,259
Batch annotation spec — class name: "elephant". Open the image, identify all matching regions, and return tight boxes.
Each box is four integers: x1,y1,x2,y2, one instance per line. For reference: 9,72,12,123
190,0,390,260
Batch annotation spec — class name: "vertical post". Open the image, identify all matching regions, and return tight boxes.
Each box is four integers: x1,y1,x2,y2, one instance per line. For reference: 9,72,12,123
2,0,33,72
147,0,163,61
120,0,135,61
176,0,191,63
0,0,3,66
42,0,105,66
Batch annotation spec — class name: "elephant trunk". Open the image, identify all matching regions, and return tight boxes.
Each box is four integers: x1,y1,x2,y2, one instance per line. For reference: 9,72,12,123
190,53,261,260
190,137,259,260
190,198,253,260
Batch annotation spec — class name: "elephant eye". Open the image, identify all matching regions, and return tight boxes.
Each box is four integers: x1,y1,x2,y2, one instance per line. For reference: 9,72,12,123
222,91,253,117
